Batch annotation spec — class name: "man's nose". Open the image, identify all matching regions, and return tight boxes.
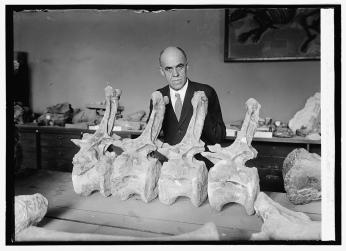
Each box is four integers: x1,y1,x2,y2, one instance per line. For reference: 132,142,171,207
172,67,179,76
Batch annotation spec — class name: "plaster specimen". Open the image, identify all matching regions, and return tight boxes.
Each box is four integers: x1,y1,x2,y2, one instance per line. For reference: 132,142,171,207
288,92,320,135
202,98,261,214
250,192,321,240
16,222,219,241
15,193,48,235
71,86,123,197
282,148,321,205
110,92,168,202
157,91,209,207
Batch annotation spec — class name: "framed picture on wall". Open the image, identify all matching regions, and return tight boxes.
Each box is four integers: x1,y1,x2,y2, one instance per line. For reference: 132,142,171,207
224,8,321,62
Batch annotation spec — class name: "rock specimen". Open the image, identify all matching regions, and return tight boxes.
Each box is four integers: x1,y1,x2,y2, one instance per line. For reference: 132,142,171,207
273,126,294,138
38,102,74,126
282,148,321,205
15,193,48,235
202,98,261,214
250,192,320,240
110,92,167,202
71,86,123,197
288,92,320,135
157,91,208,207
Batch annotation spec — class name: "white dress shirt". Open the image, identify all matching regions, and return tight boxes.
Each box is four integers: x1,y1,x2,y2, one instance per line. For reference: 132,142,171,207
169,79,189,112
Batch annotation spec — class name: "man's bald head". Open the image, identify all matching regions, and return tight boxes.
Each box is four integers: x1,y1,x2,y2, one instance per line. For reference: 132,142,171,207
159,46,189,91
159,46,187,66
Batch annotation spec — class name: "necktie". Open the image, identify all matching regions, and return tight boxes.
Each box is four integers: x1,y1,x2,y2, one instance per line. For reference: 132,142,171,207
174,93,183,121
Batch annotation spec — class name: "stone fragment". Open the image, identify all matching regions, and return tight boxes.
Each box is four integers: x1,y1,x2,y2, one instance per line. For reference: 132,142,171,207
71,86,123,197
110,91,167,202
282,148,321,205
250,192,320,240
289,92,320,135
202,98,261,214
15,193,48,235
157,91,208,207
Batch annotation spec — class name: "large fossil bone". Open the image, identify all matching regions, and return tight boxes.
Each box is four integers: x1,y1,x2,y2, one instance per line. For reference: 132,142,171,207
15,193,48,235
71,86,123,197
110,92,168,202
16,222,219,241
157,91,208,207
202,98,261,214
14,194,219,241
250,192,321,240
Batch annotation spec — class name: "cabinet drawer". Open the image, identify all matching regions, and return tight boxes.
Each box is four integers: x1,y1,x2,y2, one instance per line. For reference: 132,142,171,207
246,156,285,192
41,159,73,172
19,132,36,151
257,167,285,192
21,155,37,169
41,146,79,172
41,146,79,161
40,133,81,148
309,144,321,155
246,156,285,169
18,131,37,169
252,142,307,158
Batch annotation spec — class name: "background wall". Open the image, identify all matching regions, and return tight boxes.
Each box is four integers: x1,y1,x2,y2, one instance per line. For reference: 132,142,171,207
13,9,320,124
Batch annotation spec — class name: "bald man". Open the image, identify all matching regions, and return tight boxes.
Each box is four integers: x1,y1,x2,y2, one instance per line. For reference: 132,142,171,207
149,47,226,161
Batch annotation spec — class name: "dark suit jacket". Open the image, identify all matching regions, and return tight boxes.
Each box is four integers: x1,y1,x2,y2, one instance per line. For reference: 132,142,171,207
149,80,226,146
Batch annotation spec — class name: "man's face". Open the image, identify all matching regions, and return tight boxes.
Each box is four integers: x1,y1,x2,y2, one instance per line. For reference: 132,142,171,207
160,49,188,91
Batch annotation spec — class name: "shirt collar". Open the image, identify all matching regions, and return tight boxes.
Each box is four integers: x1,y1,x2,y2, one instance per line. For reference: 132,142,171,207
169,79,189,98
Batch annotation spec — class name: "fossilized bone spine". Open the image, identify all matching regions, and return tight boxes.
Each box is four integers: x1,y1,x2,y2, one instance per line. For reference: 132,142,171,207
157,91,209,207
110,91,168,202
202,98,261,214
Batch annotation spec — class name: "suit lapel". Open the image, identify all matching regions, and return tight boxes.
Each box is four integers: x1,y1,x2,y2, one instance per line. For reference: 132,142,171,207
162,85,179,124
178,81,194,128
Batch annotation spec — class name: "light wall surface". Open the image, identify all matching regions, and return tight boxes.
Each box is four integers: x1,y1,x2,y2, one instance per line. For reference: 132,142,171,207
13,9,320,124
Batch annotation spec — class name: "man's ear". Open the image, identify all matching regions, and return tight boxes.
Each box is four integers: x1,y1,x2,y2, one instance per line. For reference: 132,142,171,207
159,67,165,76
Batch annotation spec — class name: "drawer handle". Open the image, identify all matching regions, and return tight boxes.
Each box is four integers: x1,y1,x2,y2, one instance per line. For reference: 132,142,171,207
266,175,279,181
57,135,63,140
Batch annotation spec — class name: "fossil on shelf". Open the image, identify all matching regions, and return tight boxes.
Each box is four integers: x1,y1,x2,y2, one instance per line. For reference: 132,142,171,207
202,98,261,214
157,91,209,207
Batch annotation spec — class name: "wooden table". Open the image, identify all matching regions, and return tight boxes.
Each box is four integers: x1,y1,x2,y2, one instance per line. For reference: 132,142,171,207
14,170,321,241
